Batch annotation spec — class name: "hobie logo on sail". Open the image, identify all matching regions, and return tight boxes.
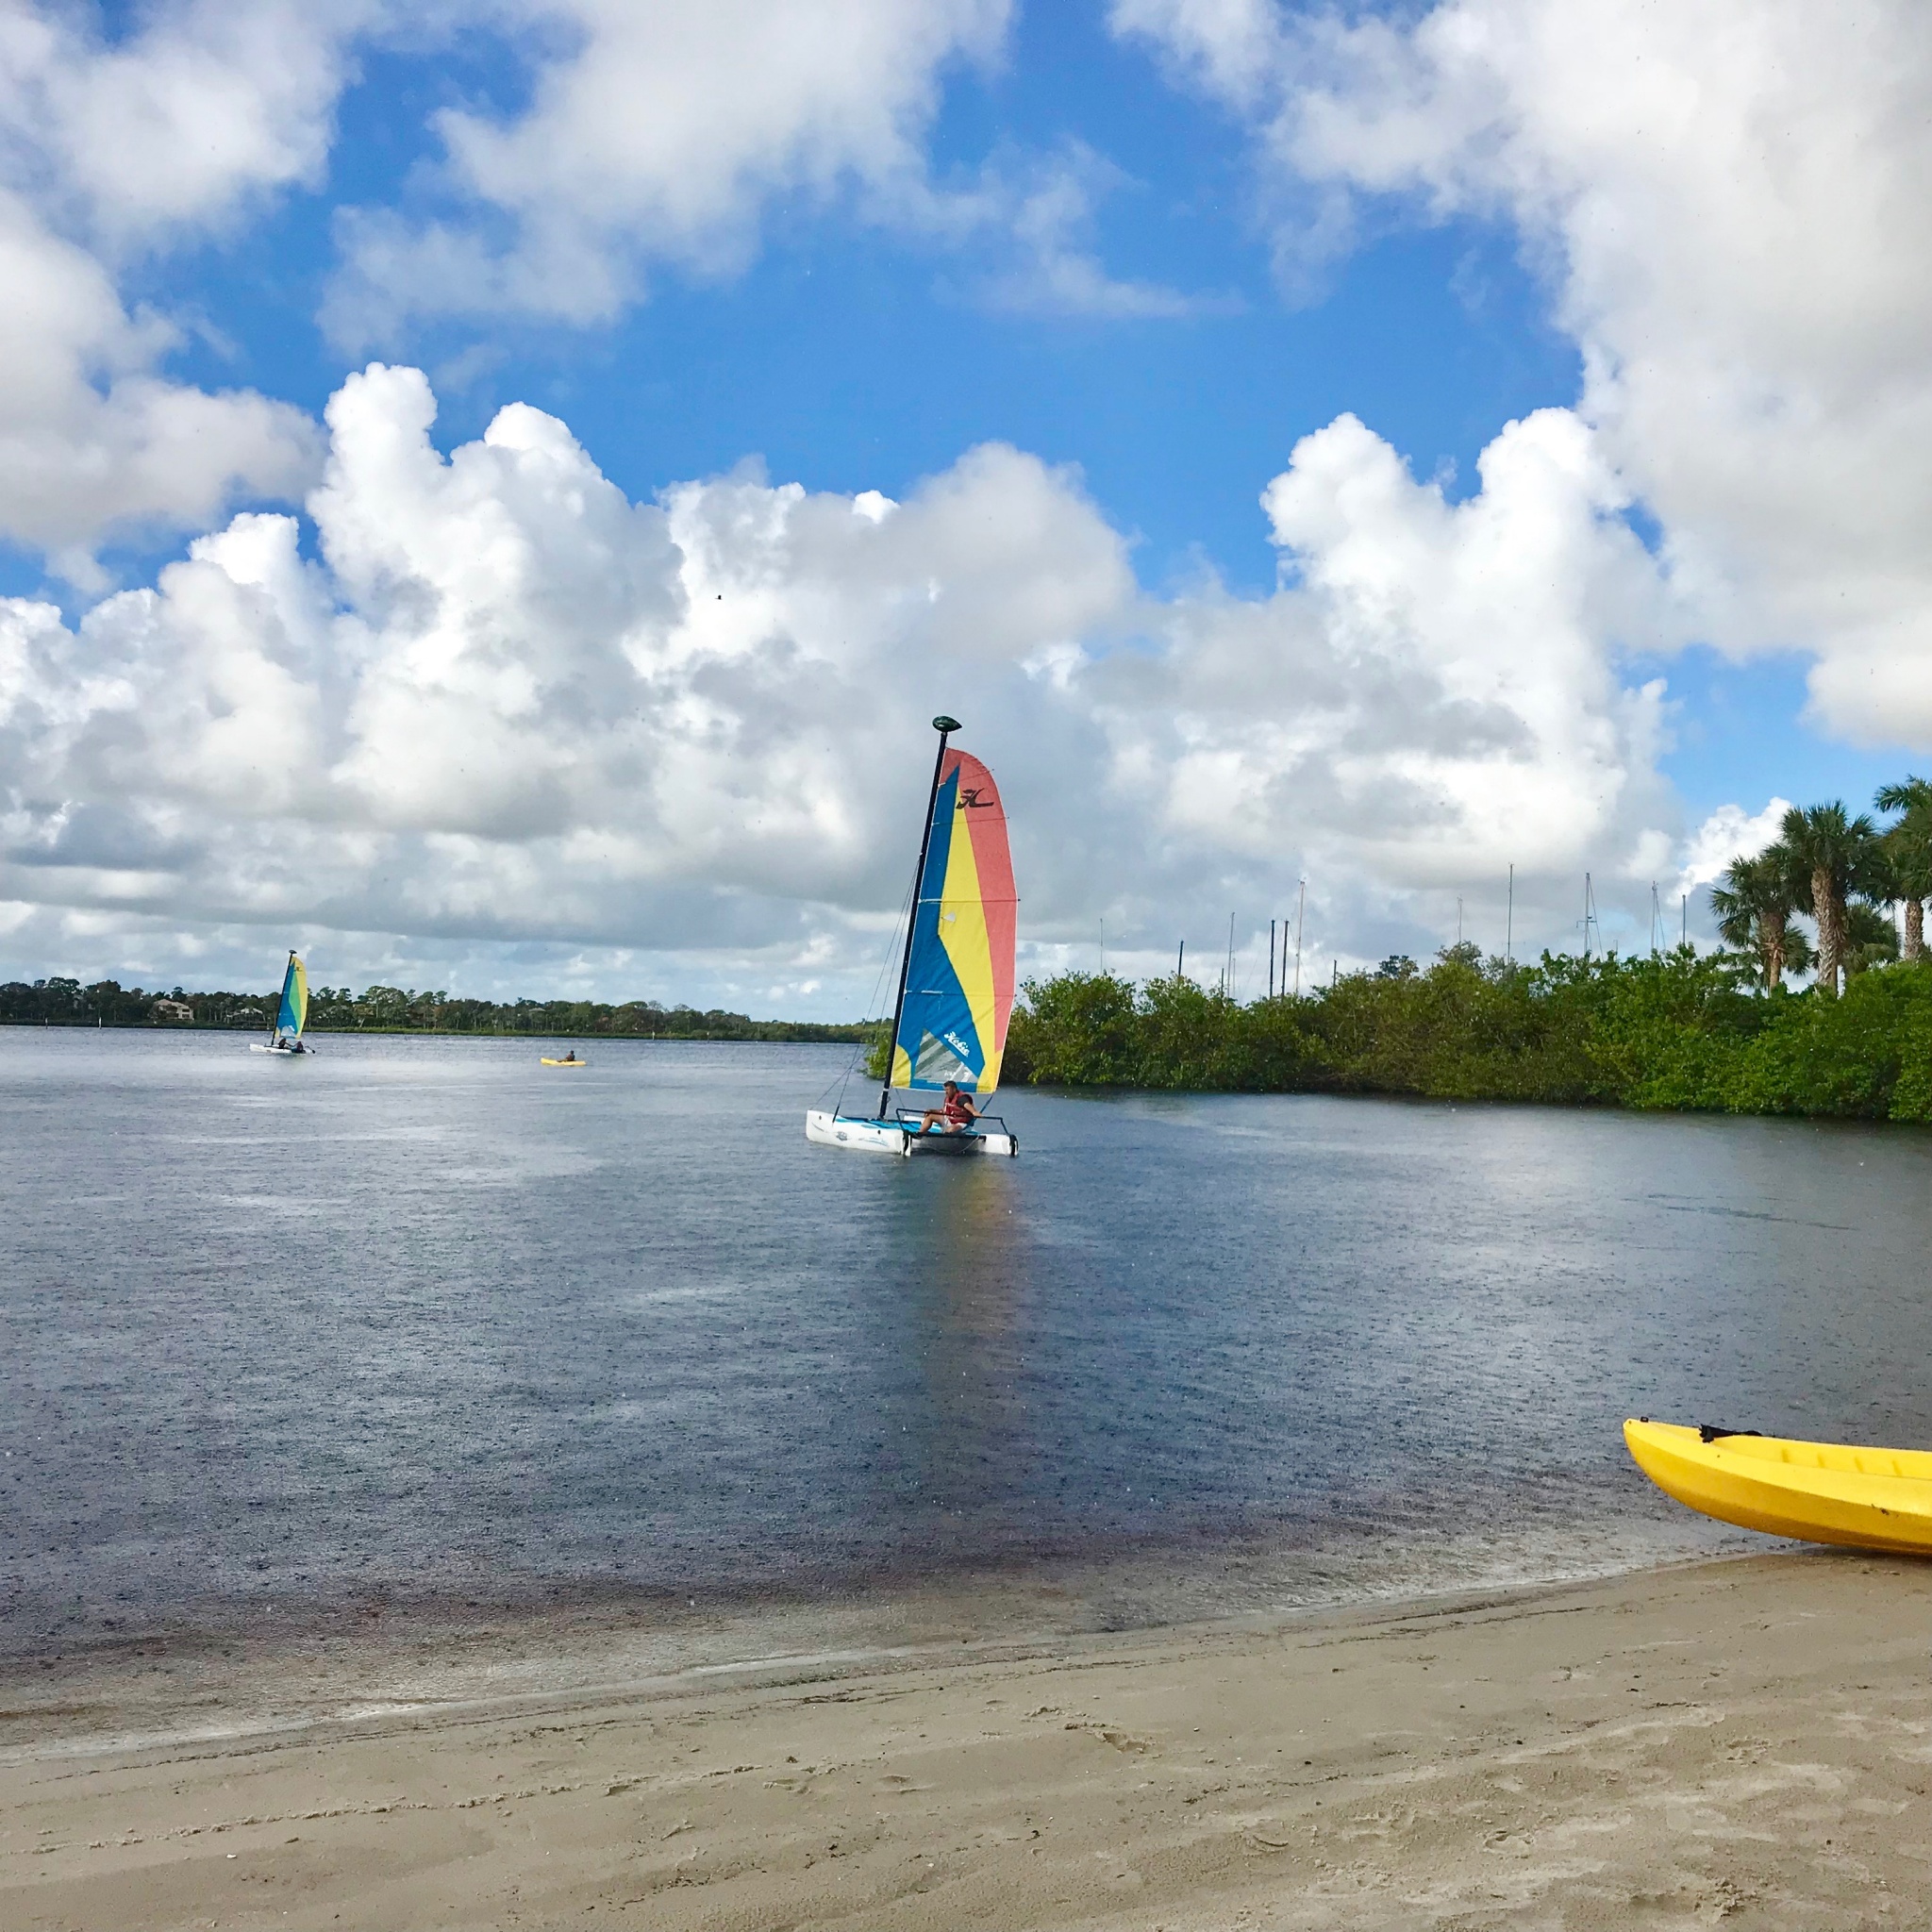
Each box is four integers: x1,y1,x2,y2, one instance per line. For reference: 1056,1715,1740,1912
913,1031,974,1085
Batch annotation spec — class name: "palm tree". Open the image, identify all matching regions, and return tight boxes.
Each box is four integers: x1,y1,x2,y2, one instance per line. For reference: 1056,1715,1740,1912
1875,776,1932,963
1842,901,1901,981
1779,803,1886,996
1709,848,1807,990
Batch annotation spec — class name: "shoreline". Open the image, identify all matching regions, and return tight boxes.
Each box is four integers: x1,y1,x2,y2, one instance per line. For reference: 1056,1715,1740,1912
0,1539,1738,1762
7,1549,1928,1926
0,1509,1744,1713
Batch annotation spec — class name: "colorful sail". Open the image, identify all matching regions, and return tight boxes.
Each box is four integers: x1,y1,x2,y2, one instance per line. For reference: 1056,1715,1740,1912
275,953,308,1041
891,749,1017,1093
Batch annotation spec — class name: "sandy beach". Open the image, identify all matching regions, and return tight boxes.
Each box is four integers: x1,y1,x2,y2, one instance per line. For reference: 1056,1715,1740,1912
4,1551,1928,1929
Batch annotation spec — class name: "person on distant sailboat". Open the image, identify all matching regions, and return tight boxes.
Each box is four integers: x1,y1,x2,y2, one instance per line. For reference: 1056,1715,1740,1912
920,1080,979,1134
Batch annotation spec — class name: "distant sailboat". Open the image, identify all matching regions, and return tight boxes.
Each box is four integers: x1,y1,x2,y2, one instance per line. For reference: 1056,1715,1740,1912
807,715,1018,1157
250,951,311,1055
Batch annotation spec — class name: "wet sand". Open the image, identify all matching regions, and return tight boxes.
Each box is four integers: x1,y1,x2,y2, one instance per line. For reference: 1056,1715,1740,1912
4,1552,1929,1929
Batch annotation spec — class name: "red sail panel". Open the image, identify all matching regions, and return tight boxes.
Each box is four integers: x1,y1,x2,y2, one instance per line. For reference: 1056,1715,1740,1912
945,748,1016,1077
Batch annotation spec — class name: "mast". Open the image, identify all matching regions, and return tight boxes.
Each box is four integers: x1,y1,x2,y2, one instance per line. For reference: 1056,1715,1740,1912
879,715,958,1119
274,951,293,1043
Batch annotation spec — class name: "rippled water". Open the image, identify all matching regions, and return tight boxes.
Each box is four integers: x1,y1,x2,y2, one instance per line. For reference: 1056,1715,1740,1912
6,1027,1931,1652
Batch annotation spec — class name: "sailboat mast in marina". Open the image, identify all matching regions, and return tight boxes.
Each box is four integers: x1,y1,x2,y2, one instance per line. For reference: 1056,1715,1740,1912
806,715,1018,1157
251,951,311,1055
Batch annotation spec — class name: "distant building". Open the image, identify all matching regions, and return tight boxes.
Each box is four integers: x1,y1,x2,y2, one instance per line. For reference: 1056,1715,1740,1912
154,998,193,1022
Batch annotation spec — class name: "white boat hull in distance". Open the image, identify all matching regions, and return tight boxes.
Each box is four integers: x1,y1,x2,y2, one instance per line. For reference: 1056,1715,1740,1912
249,1041,310,1054
805,1108,1017,1158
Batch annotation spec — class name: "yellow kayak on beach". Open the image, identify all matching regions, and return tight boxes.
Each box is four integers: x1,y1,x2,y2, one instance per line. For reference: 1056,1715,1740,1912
540,1056,587,1067
1624,1418,1932,1554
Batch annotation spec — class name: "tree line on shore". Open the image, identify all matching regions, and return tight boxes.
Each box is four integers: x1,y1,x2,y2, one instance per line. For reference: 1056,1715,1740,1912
0,977,869,1043
1004,946,1932,1118
1001,785,1932,1121
13,786,1929,1113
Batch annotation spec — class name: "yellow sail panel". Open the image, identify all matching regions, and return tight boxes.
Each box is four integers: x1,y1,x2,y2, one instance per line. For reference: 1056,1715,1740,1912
936,794,1003,1092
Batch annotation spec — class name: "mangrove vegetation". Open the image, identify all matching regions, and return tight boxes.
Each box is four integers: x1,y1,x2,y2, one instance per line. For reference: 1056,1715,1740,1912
1003,789,1932,1121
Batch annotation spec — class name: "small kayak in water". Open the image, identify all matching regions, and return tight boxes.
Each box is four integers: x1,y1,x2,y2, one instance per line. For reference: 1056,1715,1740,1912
540,1057,587,1066
1624,1418,1932,1554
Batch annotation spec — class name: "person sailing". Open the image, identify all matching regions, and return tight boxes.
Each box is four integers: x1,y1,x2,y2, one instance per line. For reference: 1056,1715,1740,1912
920,1079,978,1134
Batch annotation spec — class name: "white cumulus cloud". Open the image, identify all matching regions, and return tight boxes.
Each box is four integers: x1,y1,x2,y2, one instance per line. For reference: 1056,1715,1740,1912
0,0,367,562
1112,0,1932,749
325,0,1014,341
3,366,1697,1001
0,187,318,571
1099,405,1677,884
0,0,367,242
1674,797,1791,907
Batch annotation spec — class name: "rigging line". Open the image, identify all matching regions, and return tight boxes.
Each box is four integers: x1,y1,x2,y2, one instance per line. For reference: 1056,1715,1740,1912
823,905,906,1108
819,869,920,1113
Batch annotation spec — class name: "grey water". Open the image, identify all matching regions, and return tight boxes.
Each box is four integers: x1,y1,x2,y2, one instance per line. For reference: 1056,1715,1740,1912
6,1028,1932,1656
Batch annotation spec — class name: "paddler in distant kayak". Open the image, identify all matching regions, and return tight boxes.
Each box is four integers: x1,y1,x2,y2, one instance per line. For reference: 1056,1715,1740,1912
920,1080,978,1134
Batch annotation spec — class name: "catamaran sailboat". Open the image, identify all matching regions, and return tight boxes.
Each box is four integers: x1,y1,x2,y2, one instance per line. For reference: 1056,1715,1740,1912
807,715,1018,1157
250,950,311,1054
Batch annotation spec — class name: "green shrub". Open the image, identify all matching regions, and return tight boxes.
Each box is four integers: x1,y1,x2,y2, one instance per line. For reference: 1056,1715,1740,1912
996,947,1932,1123
1730,963,1932,1117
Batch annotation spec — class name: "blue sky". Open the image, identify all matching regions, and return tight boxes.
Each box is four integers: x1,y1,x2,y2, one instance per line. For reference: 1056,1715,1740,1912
3,2,1928,1008
9,4,1584,601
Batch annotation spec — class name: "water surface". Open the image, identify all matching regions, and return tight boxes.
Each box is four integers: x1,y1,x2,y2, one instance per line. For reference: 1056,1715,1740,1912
6,1029,1929,1652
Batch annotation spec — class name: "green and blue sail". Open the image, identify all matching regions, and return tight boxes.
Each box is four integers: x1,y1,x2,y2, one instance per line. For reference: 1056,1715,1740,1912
275,953,308,1042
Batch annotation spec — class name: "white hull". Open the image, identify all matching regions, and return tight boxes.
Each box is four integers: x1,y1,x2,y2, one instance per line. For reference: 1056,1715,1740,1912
249,1041,309,1054
805,1108,1016,1158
